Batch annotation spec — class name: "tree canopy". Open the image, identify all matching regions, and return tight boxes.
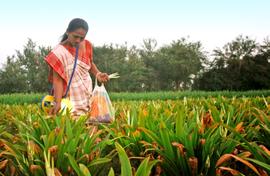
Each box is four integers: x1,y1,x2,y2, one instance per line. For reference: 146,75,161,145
0,35,269,94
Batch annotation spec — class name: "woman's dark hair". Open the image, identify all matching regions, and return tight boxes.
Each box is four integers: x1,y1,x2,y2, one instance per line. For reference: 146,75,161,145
60,18,89,42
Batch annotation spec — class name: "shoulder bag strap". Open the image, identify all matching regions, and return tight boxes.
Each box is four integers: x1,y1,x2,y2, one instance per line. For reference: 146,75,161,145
63,46,79,98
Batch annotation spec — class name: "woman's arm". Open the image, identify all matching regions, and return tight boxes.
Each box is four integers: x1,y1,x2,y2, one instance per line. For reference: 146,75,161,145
50,70,64,115
90,62,109,83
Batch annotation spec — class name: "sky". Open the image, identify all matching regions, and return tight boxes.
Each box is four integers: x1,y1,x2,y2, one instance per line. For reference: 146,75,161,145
0,0,269,66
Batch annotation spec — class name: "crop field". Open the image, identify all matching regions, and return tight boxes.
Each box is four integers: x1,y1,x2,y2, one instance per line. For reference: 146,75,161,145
1,90,270,104
0,93,269,175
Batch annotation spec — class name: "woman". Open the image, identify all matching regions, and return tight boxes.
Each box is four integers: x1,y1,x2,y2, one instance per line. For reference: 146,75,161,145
45,18,109,116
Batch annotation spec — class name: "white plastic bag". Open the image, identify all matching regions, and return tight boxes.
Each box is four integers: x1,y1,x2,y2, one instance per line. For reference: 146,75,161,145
88,79,115,123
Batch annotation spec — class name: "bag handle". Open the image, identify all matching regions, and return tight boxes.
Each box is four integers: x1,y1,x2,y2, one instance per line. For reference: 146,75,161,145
94,77,105,88
63,46,79,98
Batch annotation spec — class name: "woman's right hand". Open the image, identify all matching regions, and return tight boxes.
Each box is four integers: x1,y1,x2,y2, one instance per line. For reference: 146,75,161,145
97,72,109,83
51,70,64,115
49,101,61,115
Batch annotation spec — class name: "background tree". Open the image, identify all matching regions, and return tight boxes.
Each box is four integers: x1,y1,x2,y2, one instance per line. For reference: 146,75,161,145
0,39,51,93
0,56,27,93
145,38,206,90
193,35,270,90
93,44,149,92
16,39,51,92
1,35,269,93
93,44,128,91
139,39,160,91
239,50,270,90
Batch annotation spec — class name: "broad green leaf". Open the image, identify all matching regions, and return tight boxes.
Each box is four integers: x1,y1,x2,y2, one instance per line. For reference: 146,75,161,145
135,157,149,176
115,142,132,176
79,163,91,176
67,154,84,176
159,122,174,160
89,158,111,167
175,107,185,137
65,117,73,139
38,115,51,134
135,157,159,176
108,167,115,176
246,158,270,173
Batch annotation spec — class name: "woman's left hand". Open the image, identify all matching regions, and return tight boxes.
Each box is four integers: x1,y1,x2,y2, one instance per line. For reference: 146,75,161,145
96,72,109,83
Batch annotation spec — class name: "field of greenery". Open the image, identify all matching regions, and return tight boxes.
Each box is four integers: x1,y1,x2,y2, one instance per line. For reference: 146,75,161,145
1,90,270,105
0,93,270,175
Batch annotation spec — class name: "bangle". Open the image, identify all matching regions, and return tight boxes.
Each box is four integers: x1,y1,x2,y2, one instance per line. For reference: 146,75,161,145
96,72,101,77
53,101,60,105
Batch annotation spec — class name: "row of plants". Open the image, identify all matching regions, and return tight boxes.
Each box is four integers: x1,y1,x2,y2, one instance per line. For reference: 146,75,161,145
0,96,269,175
1,90,270,105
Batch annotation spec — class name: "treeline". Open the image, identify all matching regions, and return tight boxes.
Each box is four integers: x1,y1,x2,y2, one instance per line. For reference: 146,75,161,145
0,35,270,93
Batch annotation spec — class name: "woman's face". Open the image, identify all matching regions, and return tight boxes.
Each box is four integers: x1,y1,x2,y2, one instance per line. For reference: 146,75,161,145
67,28,87,47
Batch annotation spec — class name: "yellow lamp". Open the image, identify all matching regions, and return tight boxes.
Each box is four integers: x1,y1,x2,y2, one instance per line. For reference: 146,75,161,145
60,98,73,115
41,95,73,115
